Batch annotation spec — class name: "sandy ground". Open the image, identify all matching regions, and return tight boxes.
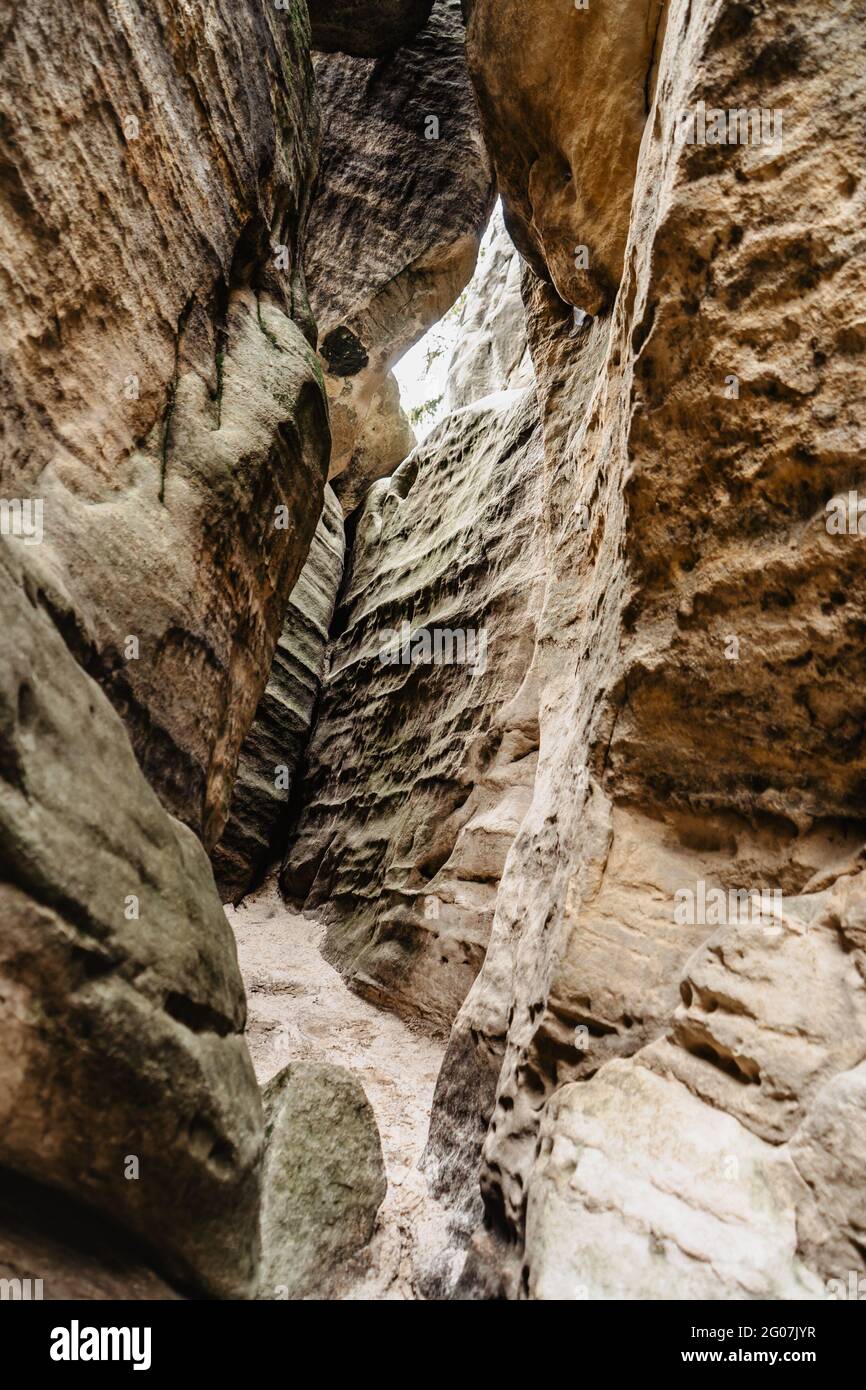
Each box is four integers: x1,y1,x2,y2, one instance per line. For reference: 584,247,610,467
226,877,454,1299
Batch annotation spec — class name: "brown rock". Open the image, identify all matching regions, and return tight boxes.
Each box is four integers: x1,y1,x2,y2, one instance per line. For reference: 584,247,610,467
463,0,664,313
0,539,262,1299
429,0,866,1299
306,0,494,508
0,0,330,847
213,487,345,903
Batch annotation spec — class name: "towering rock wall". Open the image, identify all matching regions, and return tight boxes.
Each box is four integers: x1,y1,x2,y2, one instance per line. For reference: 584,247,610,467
214,486,345,904
3,0,865,1308
282,382,545,1033
0,0,330,850
0,0,331,1297
444,204,534,412
426,0,866,1299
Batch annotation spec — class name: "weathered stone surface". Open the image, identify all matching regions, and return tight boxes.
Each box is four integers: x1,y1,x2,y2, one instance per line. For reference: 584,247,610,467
0,1170,182,1301
0,0,330,848
257,1059,386,1299
5,0,866,1308
281,384,544,1033
463,0,664,314
213,487,345,903
0,539,263,1299
527,1062,824,1301
444,204,534,412
425,0,866,1299
308,0,435,57
306,0,494,508
329,368,417,517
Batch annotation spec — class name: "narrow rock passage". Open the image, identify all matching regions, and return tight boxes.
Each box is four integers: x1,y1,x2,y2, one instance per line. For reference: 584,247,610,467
226,878,450,1299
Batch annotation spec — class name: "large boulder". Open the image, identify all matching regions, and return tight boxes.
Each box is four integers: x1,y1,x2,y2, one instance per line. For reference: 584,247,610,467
213,487,345,903
0,539,262,1298
306,0,495,510
257,1060,386,1299
0,0,330,848
463,0,663,313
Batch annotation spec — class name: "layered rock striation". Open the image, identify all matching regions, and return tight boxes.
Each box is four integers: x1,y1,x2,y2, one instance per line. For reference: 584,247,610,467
0,0,332,1298
0,0,330,850
214,487,345,904
282,379,545,1033
429,0,866,1300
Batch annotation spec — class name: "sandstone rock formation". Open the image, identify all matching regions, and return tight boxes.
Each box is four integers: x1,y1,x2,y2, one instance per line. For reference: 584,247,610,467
427,0,866,1300
306,0,495,510
463,0,665,315
3,0,866,1311
0,538,262,1299
257,1059,386,1299
0,0,335,1299
282,379,545,1033
0,0,330,849
213,487,345,903
444,204,534,412
309,0,435,57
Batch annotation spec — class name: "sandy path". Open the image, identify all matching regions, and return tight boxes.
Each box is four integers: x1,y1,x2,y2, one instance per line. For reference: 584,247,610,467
226,877,452,1299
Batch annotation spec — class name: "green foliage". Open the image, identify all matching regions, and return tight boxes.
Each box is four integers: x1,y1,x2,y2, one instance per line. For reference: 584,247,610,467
408,393,444,428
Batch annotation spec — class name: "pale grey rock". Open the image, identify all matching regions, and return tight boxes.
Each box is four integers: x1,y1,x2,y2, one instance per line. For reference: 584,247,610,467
526,1062,824,1301
444,205,534,412
213,487,345,903
257,1060,386,1299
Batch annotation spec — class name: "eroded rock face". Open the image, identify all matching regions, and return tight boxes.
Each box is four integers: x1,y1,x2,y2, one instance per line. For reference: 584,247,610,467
306,0,494,509
527,1062,824,1301
427,0,866,1299
281,384,545,1033
0,0,340,1300
0,540,262,1299
257,1059,386,1299
463,0,665,313
0,0,330,848
213,487,345,903
308,0,435,57
444,204,534,412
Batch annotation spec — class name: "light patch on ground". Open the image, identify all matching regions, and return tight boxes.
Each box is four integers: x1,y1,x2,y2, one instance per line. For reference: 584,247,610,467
226,877,456,1300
